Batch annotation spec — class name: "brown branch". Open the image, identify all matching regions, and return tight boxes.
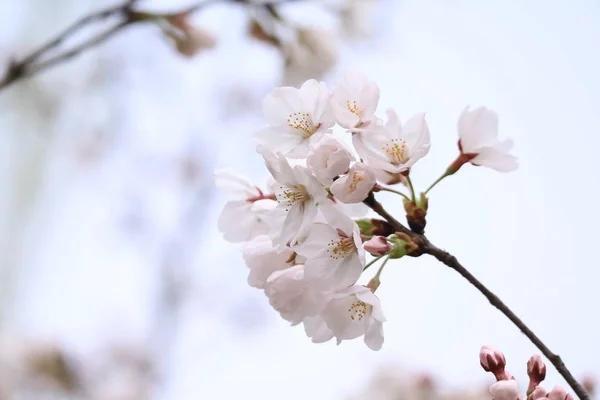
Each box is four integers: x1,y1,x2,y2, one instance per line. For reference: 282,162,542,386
0,0,306,92
362,194,590,400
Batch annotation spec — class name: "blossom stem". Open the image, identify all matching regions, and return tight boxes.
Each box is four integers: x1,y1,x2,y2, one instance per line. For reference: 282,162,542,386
377,186,411,201
362,254,386,272
373,256,390,281
424,172,450,194
406,176,417,202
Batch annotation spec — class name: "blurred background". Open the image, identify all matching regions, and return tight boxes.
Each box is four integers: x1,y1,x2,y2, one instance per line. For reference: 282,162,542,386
0,0,599,398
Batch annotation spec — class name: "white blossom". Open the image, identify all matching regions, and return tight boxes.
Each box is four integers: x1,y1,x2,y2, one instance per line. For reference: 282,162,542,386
458,106,518,172
307,136,354,186
293,204,365,289
242,235,297,289
215,170,276,242
321,285,385,350
354,109,430,173
260,149,327,248
255,79,335,158
264,265,329,325
330,162,376,203
330,69,380,129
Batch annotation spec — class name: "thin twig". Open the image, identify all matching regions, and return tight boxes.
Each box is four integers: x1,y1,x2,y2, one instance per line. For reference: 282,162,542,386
362,193,590,400
0,0,302,92
421,240,589,400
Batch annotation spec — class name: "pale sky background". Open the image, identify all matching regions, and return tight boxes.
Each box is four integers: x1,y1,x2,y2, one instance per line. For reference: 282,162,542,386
0,0,599,399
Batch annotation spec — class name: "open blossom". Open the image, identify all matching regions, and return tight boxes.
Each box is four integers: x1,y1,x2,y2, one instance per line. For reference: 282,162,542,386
260,149,327,247
321,285,385,350
294,204,365,289
307,136,353,186
264,265,329,325
330,162,376,203
489,380,522,400
215,170,276,242
242,235,297,289
354,109,431,173
458,106,518,172
255,79,335,158
330,69,380,129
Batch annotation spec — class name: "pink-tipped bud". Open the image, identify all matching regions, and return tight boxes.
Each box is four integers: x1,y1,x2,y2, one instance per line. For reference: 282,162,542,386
480,346,508,381
546,386,571,400
363,236,392,256
527,355,546,382
526,355,546,394
527,386,548,400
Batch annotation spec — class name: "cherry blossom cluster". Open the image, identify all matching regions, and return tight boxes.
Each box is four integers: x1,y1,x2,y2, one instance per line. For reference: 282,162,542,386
480,346,575,400
216,70,517,351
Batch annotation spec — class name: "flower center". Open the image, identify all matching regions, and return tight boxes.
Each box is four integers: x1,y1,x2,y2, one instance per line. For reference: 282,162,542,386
348,300,368,321
382,138,409,165
345,100,364,118
287,112,318,139
277,185,308,211
326,236,355,260
348,171,365,192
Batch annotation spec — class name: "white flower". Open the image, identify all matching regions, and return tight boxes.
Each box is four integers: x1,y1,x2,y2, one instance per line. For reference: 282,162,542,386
243,235,297,289
330,70,380,129
303,315,334,343
215,170,277,242
353,109,430,173
255,79,335,158
264,265,329,325
321,285,385,350
330,162,376,203
260,149,327,248
293,204,365,289
489,380,522,400
307,135,354,186
458,106,518,172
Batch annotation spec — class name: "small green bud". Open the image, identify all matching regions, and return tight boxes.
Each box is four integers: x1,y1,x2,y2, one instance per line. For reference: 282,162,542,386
388,233,420,259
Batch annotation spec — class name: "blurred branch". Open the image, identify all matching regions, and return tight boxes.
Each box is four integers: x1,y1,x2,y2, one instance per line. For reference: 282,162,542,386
0,0,305,92
363,194,590,400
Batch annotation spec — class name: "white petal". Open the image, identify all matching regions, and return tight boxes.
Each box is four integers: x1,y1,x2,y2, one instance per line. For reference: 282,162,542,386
243,235,294,288
214,169,260,199
218,201,266,242
293,223,339,258
363,318,384,350
304,250,362,290
471,143,519,172
303,315,334,343
263,86,303,126
255,126,304,156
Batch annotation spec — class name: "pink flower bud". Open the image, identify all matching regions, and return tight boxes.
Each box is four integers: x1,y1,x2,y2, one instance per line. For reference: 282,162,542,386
547,386,571,400
480,346,508,380
363,236,392,256
526,355,546,394
527,355,546,382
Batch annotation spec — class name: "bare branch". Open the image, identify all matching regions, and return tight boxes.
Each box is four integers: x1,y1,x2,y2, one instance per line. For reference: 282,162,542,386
363,194,590,400
0,0,307,92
